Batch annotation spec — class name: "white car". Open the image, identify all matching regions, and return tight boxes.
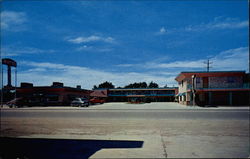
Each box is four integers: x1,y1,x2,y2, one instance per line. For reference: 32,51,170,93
71,98,89,107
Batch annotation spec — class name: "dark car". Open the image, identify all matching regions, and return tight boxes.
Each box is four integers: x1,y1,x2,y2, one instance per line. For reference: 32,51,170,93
6,97,29,108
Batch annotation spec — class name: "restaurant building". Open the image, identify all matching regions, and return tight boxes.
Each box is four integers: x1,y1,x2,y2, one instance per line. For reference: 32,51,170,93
16,82,91,106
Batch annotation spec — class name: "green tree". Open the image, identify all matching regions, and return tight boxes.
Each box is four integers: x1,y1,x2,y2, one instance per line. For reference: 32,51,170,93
92,85,98,90
163,84,168,88
140,82,147,88
124,82,148,88
97,81,115,89
148,81,159,88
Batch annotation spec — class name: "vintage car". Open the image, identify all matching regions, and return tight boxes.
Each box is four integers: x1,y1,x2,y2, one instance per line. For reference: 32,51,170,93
6,97,30,108
71,98,89,107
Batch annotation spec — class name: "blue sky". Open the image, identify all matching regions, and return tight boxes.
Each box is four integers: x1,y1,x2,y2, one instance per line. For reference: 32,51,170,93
1,0,249,89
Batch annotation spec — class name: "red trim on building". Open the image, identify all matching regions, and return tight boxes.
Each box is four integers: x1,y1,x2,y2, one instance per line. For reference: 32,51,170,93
196,89,250,92
175,71,245,82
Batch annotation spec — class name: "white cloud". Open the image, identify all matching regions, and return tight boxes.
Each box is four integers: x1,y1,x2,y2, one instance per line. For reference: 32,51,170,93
117,60,205,69
1,11,27,31
211,47,249,70
184,17,248,32
76,45,93,51
76,45,113,52
155,27,167,35
68,35,115,44
146,60,205,69
116,47,249,72
160,27,166,33
164,17,248,34
8,47,248,89
116,64,136,67
1,46,55,57
17,61,176,89
144,47,249,71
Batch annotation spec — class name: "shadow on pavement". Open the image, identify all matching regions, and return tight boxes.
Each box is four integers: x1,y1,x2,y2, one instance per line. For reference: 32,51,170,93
0,137,144,159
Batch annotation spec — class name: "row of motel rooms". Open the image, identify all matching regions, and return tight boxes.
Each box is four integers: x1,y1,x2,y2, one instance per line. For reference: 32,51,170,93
6,70,250,106
175,71,250,106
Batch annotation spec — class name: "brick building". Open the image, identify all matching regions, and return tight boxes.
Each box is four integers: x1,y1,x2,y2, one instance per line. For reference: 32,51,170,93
17,82,91,106
175,71,250,106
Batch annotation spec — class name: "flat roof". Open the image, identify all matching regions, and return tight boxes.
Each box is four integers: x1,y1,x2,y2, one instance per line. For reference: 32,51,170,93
93,87,178,90
109,88,178,91
17,86,90,92
175,71,246,82
180,71,245,73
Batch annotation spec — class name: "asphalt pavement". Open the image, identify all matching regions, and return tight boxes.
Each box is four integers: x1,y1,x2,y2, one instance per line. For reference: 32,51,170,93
1,108,249,120
1,102,249,158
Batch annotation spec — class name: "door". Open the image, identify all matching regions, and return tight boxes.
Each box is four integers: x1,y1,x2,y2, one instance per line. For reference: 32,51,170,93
203,77,208,88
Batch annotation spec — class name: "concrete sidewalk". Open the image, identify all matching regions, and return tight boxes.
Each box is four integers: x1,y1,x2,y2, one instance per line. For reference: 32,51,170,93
1,102,249,110
1,105,249,158
89,102,250,110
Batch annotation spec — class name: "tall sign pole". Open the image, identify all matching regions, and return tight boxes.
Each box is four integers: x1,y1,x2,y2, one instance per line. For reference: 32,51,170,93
249,0,250,73
1,58,3,108
1,58,17,106
15,67,17,101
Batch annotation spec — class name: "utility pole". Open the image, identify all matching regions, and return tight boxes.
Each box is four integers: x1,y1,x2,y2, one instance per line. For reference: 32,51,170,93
191,75,196,106
204,59,212,72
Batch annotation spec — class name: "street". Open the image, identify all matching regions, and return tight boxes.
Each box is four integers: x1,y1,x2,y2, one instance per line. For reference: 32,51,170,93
0,102,249,158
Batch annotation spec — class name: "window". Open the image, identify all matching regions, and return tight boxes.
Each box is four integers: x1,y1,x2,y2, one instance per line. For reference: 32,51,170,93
227,77,235,83
47,95,59,101
196,77,200,83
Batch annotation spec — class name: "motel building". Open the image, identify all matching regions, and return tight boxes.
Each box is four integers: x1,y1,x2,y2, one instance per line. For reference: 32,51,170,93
106,88,178,103
91,88,178,103
175,71,250,106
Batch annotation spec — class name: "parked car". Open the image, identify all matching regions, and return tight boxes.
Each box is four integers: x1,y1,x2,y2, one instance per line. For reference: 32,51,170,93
71,98,89,107
6,97,29,108
89,97,105,104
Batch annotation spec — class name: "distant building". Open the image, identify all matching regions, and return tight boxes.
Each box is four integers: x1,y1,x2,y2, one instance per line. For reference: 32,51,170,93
17,82,91,106
90,89,108,98
175,71,250,106
14,83,178,106
92,88,178,102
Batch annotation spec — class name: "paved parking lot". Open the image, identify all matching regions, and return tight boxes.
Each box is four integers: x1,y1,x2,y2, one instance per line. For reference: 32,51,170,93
1,102,249,158
2,102,249,110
